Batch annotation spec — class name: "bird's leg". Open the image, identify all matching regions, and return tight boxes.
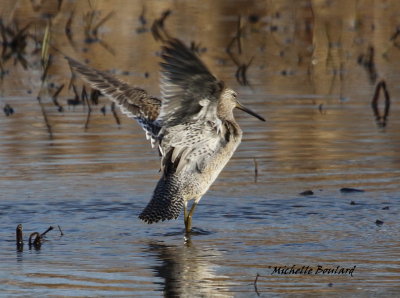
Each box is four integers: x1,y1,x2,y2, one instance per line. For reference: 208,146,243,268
184,201,189,229
184,201,198,234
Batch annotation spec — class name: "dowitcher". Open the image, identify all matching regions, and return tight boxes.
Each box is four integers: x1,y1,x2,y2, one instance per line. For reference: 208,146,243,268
67,38,265,233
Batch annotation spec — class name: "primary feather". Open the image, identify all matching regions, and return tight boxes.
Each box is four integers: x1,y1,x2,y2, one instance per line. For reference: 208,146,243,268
66,57,162,146
158,39,224,128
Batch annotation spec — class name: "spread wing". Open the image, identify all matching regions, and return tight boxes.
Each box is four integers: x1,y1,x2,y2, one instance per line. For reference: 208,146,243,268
157,39,228,175
66,57,161,146
158,38,224,128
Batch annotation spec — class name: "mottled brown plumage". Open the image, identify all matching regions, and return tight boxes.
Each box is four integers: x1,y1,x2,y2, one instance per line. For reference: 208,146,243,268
67,38,265,233
66,57,161,145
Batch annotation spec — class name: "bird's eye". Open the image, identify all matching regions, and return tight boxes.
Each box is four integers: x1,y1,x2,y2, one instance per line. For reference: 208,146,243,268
232,92,237,98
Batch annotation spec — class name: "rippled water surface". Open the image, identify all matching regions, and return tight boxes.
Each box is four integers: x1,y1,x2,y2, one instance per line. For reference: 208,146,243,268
1,0,400,297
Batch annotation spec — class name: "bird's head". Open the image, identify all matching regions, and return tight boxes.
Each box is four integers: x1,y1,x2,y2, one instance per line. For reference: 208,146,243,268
220,88,265,122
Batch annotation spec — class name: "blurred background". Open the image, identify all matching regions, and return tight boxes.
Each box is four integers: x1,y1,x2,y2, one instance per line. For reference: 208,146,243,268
2,0,400,99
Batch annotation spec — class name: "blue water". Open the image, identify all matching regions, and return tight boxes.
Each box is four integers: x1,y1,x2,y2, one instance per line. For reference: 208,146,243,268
1,97,399,296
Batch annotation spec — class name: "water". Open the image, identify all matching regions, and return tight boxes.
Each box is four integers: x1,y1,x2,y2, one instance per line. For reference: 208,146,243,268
1,0,400,296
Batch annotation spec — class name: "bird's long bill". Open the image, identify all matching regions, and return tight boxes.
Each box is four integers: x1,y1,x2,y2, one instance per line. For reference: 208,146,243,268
236,102,266,121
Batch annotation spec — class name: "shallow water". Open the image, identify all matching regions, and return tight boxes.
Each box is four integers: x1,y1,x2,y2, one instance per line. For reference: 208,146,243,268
1,0,400,297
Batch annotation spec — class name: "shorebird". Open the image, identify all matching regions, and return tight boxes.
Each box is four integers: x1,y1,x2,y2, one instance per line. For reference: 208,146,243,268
67,38,265,233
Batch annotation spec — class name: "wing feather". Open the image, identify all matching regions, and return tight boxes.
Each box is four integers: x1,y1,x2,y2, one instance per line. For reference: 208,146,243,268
160,121,227,175
158,39,224,128
66,57,161,146
156,39,229,175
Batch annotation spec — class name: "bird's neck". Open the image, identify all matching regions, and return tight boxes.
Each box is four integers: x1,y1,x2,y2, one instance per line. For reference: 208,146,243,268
222,119,242,140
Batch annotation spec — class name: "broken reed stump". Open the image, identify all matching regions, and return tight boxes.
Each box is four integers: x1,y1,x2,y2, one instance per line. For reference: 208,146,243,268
371,80,391,127
16,224,23,251
16,225,55,250
29,232,42,248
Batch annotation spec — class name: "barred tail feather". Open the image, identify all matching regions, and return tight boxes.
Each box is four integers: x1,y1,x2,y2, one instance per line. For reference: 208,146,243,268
139,175,184,223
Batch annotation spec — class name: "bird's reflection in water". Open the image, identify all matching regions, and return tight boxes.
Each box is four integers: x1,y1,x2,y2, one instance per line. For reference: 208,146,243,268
145,240,231,297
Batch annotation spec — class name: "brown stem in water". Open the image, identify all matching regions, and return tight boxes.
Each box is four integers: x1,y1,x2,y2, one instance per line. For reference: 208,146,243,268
57,225,64,236
16,224,23,249
254,273,261,296
253,158,258,183
371,80,391,127
29,232,41,248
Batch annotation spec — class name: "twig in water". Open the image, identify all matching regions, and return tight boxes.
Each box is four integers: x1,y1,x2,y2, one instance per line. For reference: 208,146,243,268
29,232,41,248
98,38,116,55
28,226,53,249
190,41,206,54
0,19,31,69
0,61,6,82
57,0,63,11
100,105,106,115
139,5,147,26
371,80,391,127
90,88,101,105
40,226,54,237
236,15,243,54
235,56,254,86
136,5,148,34
40,54,52,82
254,273,261,296
35,19,54,139
67,84,82,109
83,9,115,55
3,103,14,116
51,83,64,112
390,26,400,41
37,96,53,139
151,10,172,42
226,15,245,56
111,102,121,126
67,68,76,90
57,225,64,236
83,86,92,130
226,23,254,86
81,85,87,107
30,0,42,11
390,25,400,49
318,103,327,115
91,11,114,37
65,10,76,49
357,46,377,84
41,19,51,71
253,157,258,183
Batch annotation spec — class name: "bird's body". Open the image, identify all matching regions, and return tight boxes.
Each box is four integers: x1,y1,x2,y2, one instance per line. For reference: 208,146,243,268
141,112,243,224
67,38,265,233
